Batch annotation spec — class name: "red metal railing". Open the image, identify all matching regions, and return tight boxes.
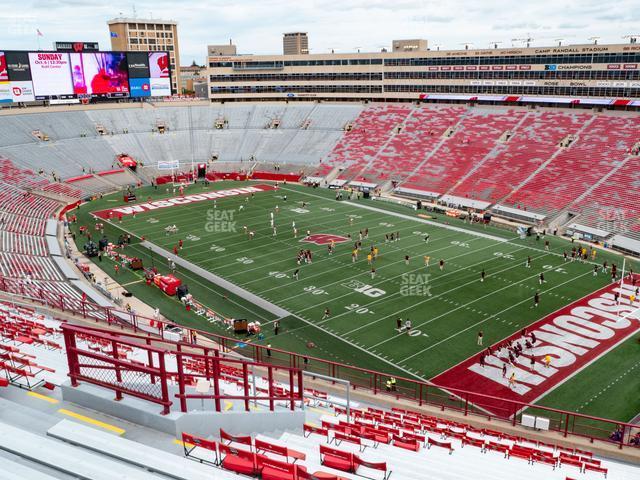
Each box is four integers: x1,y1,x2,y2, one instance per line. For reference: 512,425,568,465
61,323,303,415
2,280,639,449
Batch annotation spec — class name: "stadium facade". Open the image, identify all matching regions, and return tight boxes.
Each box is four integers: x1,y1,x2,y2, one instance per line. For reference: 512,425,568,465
207,42,640,106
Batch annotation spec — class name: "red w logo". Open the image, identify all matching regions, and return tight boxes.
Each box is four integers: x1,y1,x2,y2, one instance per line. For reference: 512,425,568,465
301,234,349,246
73,42,84,52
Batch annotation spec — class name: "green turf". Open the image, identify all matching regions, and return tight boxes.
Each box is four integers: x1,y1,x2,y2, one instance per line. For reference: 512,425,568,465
69,180,640,422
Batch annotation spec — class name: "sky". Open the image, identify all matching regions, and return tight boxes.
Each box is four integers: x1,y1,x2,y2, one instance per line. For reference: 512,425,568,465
1,0,639,65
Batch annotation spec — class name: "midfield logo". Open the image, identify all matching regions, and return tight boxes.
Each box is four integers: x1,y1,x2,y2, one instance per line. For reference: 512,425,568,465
300,234,349,245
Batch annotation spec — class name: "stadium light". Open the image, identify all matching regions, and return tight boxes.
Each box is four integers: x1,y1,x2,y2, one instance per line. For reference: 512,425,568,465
588,36,600,45
489,41,502,49
512,35,534,48
460,43,474,50
554,38,565,46
623,34,640,44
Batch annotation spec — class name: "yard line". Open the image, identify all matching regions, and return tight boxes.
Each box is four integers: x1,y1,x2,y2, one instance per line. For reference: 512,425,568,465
332,245,564,336
365,255,574,350
398,270,594,363
266,242,550,349
235,227,469,289
201,210,427,275
289,239,546,318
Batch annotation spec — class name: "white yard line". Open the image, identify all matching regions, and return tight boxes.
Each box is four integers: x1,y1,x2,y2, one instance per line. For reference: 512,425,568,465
342,247,564,339
398,270,594,363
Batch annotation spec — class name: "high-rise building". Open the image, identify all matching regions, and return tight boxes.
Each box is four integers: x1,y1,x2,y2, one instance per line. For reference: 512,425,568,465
107,17,180,94
283,32,309,55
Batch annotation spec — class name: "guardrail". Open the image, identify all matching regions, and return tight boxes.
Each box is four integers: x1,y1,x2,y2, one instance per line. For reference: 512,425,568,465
1,279,638,449
61,323,303,415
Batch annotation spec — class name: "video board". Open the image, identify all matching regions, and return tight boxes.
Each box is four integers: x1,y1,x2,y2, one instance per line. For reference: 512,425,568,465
0,49,172,103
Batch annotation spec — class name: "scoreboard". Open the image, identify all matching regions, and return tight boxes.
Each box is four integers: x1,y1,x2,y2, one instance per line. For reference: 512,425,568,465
0,50,171,103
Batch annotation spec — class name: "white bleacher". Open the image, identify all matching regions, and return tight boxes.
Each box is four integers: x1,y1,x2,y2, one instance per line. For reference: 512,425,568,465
220,104,255,129
0,253,65,281
0,232,47,256
0,421,186,480
306,104,363,130
0,456,62,480
65,176,114,195
47,420,223,480
279,103,316,128
6,112,96,141
0,117,39,147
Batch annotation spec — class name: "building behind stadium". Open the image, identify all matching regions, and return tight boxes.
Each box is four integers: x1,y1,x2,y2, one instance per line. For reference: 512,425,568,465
206,38,640,106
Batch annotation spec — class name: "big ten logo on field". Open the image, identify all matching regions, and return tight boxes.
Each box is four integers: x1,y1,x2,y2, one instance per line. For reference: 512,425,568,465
342,280,386,298
301,234,350,246
400,273,432,297
205,209,236,233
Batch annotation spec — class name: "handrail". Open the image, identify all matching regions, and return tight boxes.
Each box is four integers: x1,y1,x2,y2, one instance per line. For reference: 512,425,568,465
1,279,638,448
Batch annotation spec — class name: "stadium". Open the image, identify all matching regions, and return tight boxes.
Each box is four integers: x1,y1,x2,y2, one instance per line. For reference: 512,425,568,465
0,12,639,480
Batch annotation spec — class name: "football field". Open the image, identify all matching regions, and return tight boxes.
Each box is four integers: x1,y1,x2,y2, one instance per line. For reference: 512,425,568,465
75,181,640,422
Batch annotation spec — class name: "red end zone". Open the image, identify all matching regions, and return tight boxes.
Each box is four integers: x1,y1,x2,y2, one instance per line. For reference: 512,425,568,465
91,185,276,219
432,276,640,417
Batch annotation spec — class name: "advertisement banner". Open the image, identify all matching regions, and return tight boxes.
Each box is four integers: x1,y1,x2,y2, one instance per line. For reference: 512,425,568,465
157,160,180,170
10,81,35,102
0,52,8,81
149,52,170,78
129,77,151,97
0,82,11,103
126,52,150,78
150,77,171,97
28,52,73,98
70,52,129,97
5,51,32,81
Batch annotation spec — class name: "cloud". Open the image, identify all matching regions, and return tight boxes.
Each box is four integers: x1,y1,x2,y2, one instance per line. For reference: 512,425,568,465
0,0,634,64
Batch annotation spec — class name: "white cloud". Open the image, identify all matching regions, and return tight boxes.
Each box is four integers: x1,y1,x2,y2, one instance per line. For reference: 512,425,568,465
0,0,636,64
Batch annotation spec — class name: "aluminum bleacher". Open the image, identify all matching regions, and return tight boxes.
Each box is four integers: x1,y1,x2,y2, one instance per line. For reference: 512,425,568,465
177,409,633,480
504,115,640,214
449,110,590,203
322,104,412,181
47,419,219,480
403,109,527,194
366,105,466,183
0,421,192,480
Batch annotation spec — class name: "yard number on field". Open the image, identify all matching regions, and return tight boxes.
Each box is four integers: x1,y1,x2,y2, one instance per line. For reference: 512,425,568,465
345,303,375,315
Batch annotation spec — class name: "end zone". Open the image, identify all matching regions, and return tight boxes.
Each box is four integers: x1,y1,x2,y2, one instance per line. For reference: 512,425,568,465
432,275,640,416
91,184,276,219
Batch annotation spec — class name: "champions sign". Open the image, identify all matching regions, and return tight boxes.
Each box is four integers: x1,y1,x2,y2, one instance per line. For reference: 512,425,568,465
432,277,640,416
91,185,276,219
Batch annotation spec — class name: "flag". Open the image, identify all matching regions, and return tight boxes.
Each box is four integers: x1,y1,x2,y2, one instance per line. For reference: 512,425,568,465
110,32,118,38
36,29,43,37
